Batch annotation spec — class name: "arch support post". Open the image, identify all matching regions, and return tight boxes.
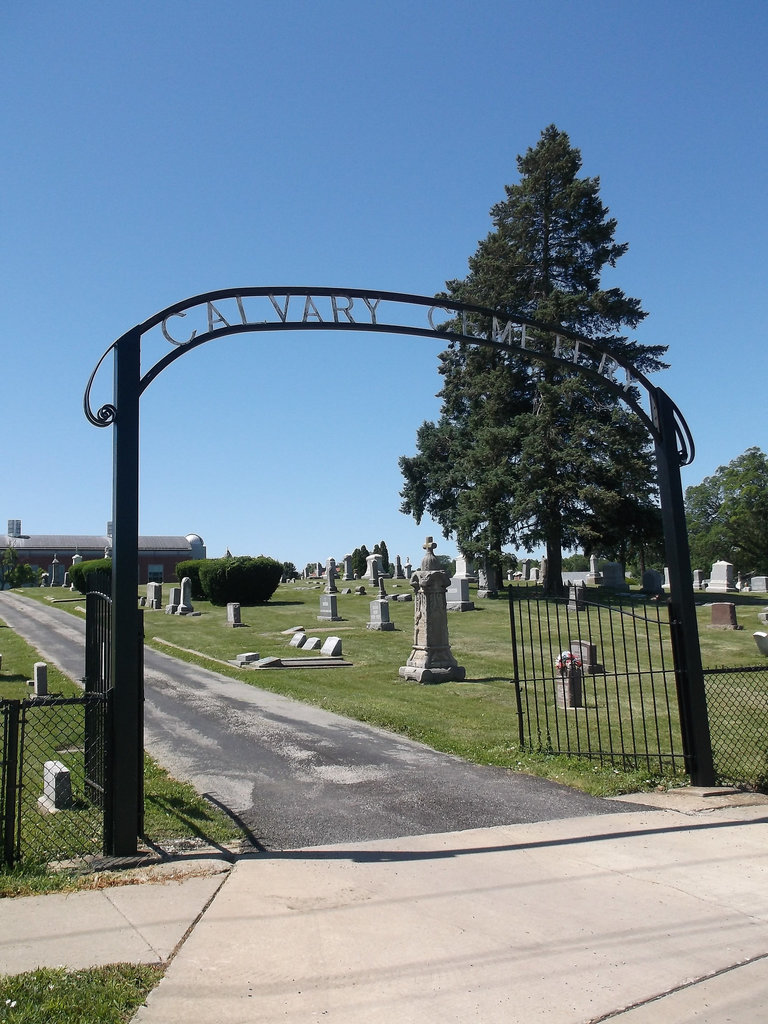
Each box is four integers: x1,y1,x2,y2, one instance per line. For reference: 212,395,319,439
653,387,715,785
109,330,143,855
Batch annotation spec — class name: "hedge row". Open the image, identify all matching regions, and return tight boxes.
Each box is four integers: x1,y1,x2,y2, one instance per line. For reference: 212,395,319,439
177,556,283,606
69,558,112,594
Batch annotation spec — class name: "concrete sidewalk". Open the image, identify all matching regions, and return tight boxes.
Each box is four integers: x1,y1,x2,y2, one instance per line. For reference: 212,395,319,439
0,857,231,976
2,793,767,1022
130,796,768,1024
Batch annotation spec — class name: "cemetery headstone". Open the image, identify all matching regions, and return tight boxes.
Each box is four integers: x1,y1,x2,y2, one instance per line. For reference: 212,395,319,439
708,560,736,593
399,537,465,683
236,652,261,664
176,577,195,615
393,554,406,579
642,569,663,595
367,588,395,630
570,639,602,674
454,555,476,581
404,558,413,580
693,569,705,590
165,586,181,614
555,652,583,708
750,575,768,592
147,581,162,610
303,637,322,651
227,602,245,627
343,554,354,580
477,558,499,599
663,567,671,591
585,554,602,585
289,632,307,648
709,603,741,629
38,761,72,813
446,576,474,612
33,662,47,696
325,558,338,593
321,636,343,657
567,581,587,612
601,562,629,591
318,593,342,621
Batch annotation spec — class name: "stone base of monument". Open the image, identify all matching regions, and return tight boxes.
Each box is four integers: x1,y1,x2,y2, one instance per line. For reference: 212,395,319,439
399,664,466,684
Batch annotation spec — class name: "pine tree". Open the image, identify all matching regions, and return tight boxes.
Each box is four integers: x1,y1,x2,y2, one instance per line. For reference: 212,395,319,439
400,126,666,594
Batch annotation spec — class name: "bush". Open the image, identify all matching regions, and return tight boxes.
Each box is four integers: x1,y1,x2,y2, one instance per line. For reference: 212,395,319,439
69,558,112,594
175,560,206,599
197,556,283,605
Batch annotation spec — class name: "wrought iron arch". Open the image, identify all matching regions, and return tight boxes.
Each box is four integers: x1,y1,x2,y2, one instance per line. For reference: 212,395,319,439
85,287,713,854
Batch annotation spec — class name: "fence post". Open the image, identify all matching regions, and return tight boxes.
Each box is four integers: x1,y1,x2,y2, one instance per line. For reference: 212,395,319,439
3,702,19,866
652,387,715,785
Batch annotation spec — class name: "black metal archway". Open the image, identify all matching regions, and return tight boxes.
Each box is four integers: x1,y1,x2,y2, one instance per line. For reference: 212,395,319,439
85,287,714,854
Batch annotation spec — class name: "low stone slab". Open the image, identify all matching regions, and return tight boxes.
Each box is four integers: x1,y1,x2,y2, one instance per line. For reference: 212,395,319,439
289,633,307,648
321,636,343,657
709,603,741,629
236,652,261,665
303,637,322,651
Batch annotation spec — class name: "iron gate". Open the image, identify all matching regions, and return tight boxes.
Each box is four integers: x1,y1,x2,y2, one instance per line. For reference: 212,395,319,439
84,579,112,812
84,572,144,844
509,585,688,776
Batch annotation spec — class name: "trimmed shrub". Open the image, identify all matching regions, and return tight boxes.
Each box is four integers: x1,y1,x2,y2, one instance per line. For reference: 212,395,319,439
198,556,283,606
175,560,206,600
69,558,112,594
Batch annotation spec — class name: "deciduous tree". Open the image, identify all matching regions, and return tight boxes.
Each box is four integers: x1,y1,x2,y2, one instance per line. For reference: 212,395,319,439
685,447,768,576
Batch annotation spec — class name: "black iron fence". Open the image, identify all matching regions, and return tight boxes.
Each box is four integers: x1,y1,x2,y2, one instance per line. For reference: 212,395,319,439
510,586,688,776
0,693,110,866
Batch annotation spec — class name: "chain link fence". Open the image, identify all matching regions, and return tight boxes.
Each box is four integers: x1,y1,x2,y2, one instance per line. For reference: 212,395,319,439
1,694,109,866
704,667,768,787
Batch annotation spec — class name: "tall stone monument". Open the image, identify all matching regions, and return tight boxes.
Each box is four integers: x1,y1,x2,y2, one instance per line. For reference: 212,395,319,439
399,537,465,684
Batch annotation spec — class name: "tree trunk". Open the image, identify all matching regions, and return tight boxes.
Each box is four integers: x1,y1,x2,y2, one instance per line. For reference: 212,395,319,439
543,530,566,597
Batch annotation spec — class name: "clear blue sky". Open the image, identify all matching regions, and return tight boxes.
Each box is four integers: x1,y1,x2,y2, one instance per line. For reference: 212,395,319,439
2,1,766,569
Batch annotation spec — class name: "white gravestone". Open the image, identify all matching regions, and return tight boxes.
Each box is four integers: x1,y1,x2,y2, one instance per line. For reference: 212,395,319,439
176,577,195,615
708,560,736,593
38,761,72,812
33,662,47,696
321,636,343,657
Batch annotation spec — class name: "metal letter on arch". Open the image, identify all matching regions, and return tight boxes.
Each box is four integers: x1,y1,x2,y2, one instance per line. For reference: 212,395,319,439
85,286,714,854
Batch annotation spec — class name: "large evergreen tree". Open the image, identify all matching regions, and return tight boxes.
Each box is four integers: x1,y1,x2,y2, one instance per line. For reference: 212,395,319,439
400,126,667,594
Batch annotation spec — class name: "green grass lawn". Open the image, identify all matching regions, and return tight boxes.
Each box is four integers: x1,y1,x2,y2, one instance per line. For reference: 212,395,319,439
0,964,162,1024
0,618,244,896
12,581,768,804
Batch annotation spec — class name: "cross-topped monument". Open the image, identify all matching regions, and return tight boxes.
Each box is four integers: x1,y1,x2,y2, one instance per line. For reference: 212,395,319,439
399,537,465,684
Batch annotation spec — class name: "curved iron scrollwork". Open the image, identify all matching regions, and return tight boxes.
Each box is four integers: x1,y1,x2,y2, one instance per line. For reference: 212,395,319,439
671,395,696,467
83,343,118,427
